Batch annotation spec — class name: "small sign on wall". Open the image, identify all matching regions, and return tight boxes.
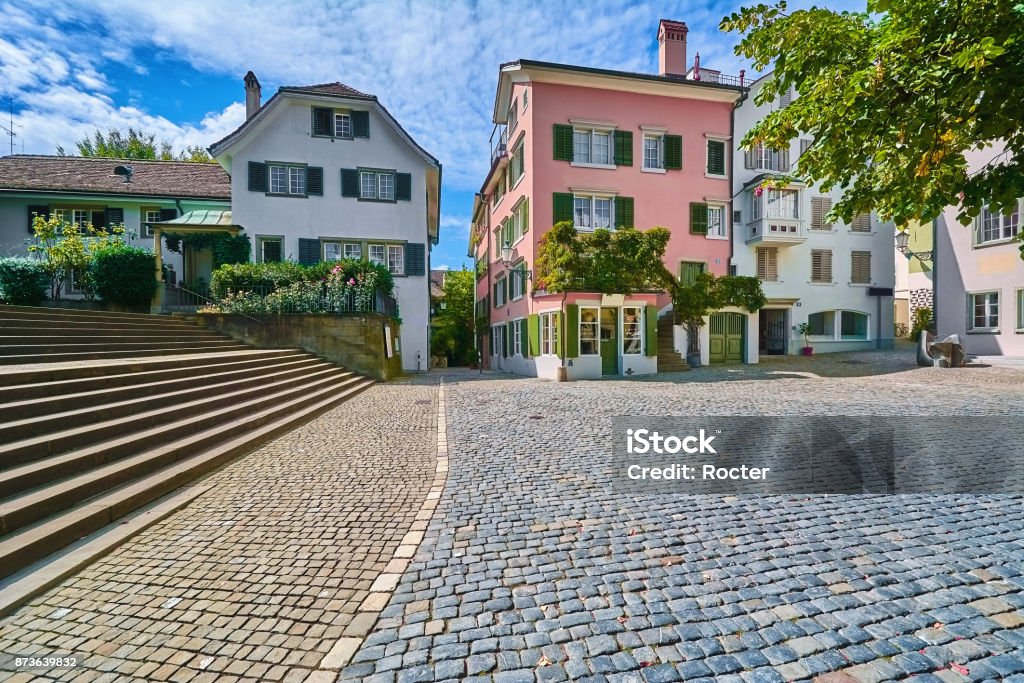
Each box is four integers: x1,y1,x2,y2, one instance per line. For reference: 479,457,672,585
384,325,394,358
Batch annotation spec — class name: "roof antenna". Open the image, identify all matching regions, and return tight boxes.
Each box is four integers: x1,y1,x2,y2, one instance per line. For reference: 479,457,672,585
0,98,20,156
113,165,134,183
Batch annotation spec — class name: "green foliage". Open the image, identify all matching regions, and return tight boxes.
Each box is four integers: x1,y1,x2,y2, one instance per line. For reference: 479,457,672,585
911,306,933,339
0,257,48,305
721,0,1024,227
28,214,127,299
57,127,215,162
165,232,251,267
671,273,766,328
89,245,158,307
534,222,674,294
210,261,307,298
431,269,475,366
796,321,813,347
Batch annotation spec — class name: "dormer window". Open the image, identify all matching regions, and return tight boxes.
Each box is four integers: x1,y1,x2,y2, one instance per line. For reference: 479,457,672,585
335,112,352,138
312,106,369,138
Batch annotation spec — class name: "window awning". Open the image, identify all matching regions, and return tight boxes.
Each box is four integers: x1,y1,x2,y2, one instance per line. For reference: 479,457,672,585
150,210,243,235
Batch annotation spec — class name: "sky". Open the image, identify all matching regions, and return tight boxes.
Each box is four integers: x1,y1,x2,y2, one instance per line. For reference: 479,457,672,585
0,0,863,270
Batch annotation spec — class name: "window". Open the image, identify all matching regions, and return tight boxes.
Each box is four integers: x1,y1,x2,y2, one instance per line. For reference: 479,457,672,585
513,199,529,242
142,208,162,237
495,275,507,306
1018,290,1024,332
507,99,518,133
580,307,599,355
513,319,522,355
511,262,526,300
541,312,558,355
387,245,404,274
259,237,283,263
323,242,342,261
850,250,872,284
969,291,1000,330
810,197,833,231
977,203,1020,244
268,164,306,195
343,243,361,260
492,324,505,357
807,311,834,337
707,205,726,238
509,140,525,185
574,195,612,231
369,244,386,266
756,247,778,282
706,139,727,176
523,89,529,110
573,128,612,165
680,261,706,286
851,212,872,232
335,112,352,138
765,189,799,219
749,143,787,172
811,249,833,283
840,311,869,340
501,218,514,248
643,134,663,170
493,175,505,206
622,306,643,355
360,171,395,200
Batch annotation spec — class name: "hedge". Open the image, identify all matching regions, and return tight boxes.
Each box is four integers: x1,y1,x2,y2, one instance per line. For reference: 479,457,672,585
210,260,395,299
0,257,48,306
90,245,158,307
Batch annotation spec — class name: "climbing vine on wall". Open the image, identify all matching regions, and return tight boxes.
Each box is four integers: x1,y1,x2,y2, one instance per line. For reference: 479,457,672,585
164,232,251,267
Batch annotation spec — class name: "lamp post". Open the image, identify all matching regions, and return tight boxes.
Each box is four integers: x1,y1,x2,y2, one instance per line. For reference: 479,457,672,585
895,230,933,261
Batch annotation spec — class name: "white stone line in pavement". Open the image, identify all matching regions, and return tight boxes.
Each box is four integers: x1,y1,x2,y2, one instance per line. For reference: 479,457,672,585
317,378,449,672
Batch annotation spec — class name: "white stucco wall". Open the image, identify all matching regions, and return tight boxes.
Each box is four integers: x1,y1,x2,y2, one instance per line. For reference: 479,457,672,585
732,76,896,356
218,95,435,372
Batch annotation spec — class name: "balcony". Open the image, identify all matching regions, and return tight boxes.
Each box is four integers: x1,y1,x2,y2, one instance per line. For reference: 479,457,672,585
490,124,511,166
746,218,807,246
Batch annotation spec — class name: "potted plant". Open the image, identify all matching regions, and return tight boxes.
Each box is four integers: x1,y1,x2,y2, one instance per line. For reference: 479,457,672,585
796,322,814,356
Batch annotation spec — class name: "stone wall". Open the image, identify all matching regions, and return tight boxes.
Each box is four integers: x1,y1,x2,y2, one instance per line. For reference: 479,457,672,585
197,313,403,381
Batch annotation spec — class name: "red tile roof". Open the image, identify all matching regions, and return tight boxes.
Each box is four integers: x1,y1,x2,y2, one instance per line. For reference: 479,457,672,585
280,82,375,100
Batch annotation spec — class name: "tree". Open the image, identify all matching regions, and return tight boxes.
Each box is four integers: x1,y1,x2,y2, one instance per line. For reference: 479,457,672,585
669,273,766,365
430,268,475,366
57,127,214,162
721,0,1024,228
28,213,127,299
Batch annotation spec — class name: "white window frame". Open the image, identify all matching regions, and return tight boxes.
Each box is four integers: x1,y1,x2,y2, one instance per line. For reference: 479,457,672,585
574,194,614,231
510,262,525,301
1017,288,1024,333
334,112,352,138
511,199,527,245
343,243,362,260
579,306,600,356
360,171,378,199
268,164,306,196
369,244,386,266
968,291,1000,332
642,133,664,171
143,208,162,237
378,172,395,201
507,99,518,134
572,127,614,168
706,204,727,239
492,324,505,357
269,165,287,194
754,143,782,172
705,137,728,178
540,311,559,356
622,306,644,356
495,275,507,307
386,244,404,275
765,189,799,219
976,202,1021,246
513,318,523,356
323,242,343,261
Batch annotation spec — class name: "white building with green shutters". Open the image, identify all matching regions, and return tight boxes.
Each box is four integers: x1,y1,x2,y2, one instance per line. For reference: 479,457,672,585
208,73,442,372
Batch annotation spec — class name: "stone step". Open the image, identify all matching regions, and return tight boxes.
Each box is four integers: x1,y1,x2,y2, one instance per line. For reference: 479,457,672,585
0,339,244,356
0,304,187,324
0,356,324,421
0,333,230,344
0,366,355,534
0,318,199,331
0,344,250,365
0,349,304,390
0,361,345,470
0,375,375,579
0,325,229,338
0,358,336,442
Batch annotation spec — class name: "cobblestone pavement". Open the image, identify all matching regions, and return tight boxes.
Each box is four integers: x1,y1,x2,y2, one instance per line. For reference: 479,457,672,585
344,350,1024,683
0,381,439,682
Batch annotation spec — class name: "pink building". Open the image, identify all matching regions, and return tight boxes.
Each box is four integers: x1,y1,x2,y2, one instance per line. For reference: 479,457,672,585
469,20,745,379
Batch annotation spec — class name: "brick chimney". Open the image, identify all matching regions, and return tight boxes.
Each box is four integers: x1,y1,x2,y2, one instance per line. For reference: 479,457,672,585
657,20,688,77
244,71,261,120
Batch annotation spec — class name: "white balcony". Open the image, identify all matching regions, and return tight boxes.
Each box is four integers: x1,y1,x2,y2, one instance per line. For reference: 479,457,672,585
746,218,807,246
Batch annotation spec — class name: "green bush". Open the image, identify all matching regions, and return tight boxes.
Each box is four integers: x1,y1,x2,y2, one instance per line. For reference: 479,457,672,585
210,260,395,299
90,245,158,307
911,307,933,340
0,257,48,305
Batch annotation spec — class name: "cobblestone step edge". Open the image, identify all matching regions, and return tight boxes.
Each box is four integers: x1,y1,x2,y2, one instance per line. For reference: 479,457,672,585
316,378,449,674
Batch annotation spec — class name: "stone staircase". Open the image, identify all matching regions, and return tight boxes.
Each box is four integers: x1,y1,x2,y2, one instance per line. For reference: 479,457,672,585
0,305,375,581
657,312,689,373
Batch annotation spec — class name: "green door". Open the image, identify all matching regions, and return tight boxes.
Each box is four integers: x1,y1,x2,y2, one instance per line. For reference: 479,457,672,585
709,312,745,363
600,308,618,375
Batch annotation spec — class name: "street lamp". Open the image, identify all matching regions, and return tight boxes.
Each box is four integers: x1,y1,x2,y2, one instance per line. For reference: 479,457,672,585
500,243,532,279
895,230,932,261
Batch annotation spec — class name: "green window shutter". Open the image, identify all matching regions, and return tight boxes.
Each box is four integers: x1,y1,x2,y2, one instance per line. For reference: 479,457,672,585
528,314,540,356
307,167,323,195
520,319,530,358
565,304,579,359
553,124,573,161
664,134,683,170
27,205,48,234
106,207,124,225
522,198,529,233
298,238,320,266
312,107,332,136
352,111,370,138
690,202,709,235
645,306,658,357
503,323,510,357
341,169,360,197
248,161,267,192
613,130,633,166
680,261,706,286
506,274,511,302
553,192,574,224
159,208,178,222
615,196,635,229
396,173,412,201
554,312,563,358
707,140,726,175
405,243,426,276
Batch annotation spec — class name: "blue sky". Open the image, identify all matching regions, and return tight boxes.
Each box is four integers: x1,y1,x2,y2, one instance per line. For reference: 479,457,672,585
0,0,863,269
